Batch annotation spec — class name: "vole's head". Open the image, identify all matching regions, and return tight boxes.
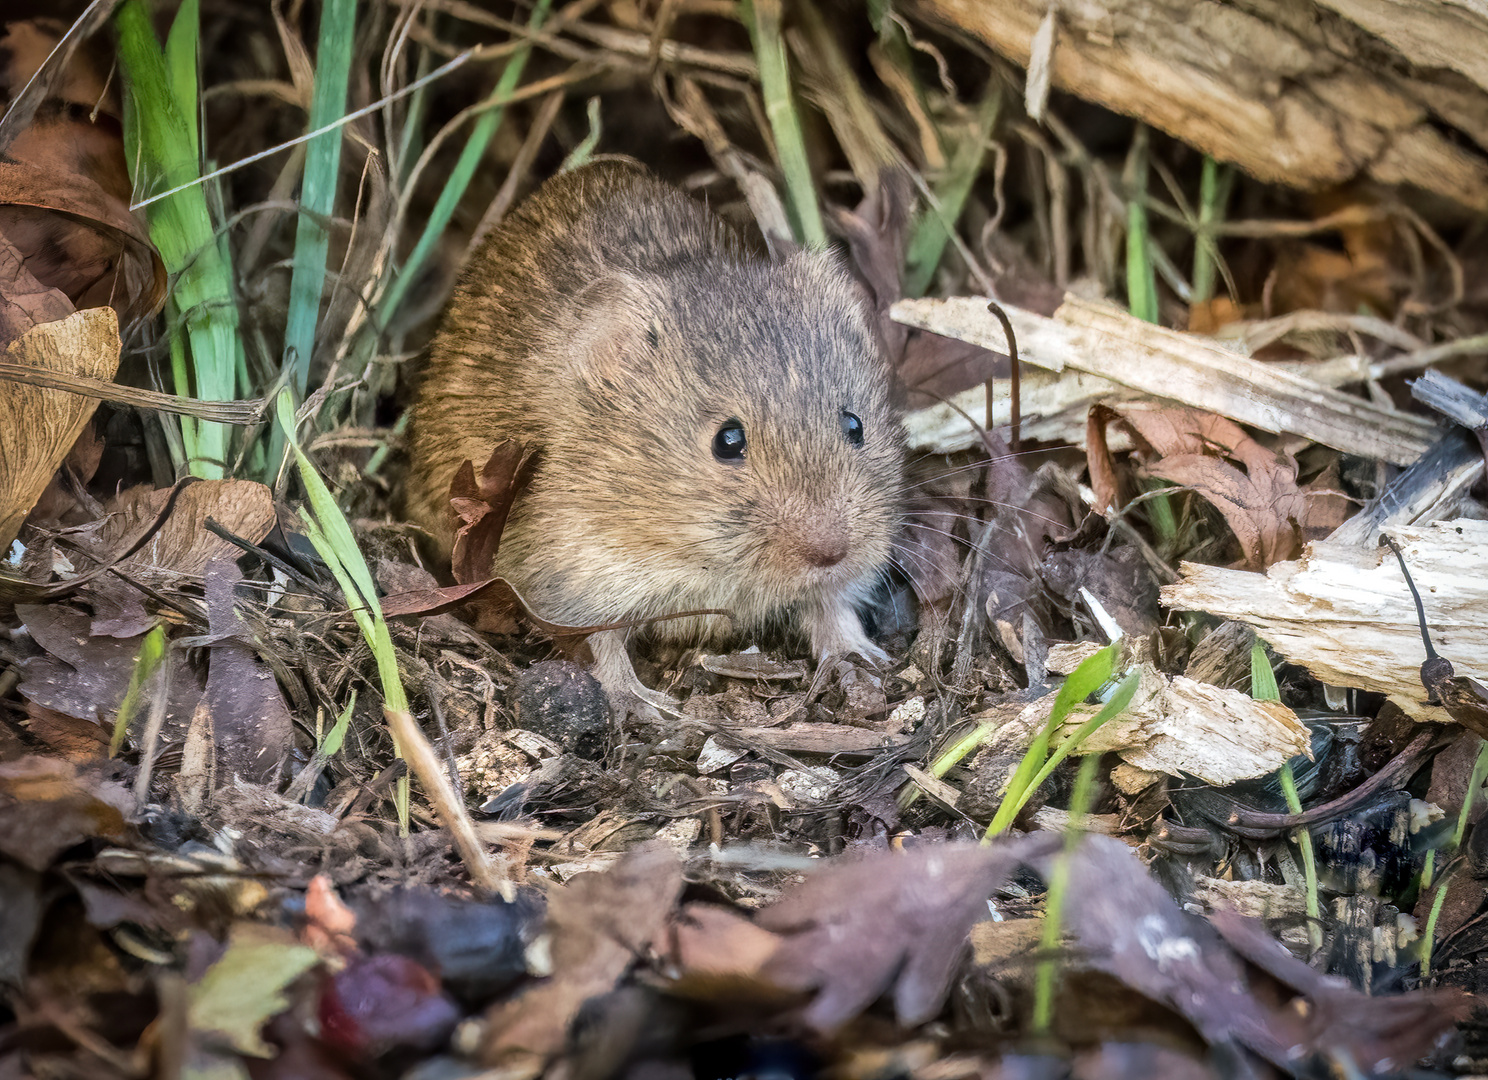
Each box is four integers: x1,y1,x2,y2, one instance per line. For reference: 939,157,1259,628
541,248,902,624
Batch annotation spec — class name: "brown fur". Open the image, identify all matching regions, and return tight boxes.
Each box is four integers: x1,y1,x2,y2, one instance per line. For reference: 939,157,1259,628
407,161,903,712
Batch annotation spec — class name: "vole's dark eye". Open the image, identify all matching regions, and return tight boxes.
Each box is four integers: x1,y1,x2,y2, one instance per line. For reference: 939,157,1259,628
713,420,747,461
841,410,865,447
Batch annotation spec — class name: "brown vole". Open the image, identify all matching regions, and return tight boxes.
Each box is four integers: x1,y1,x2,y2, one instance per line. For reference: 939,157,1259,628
406,161,902,715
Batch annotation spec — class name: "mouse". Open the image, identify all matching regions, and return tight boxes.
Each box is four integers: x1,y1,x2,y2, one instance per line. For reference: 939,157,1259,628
406,160,903,717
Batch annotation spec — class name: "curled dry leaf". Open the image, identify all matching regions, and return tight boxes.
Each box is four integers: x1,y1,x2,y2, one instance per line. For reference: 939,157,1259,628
481,842,683,1068
752,836,1058,1033
1088,404,1319,569
0,306,120,549
449,439,539,586
0,19,165,328
1036,835,1469,1073
90,478,277,581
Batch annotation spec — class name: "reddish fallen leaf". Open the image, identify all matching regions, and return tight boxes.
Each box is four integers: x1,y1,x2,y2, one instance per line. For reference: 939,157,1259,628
481,842,683,1067
449,439,538,587
1088,404,1323,569
753,836,1059,1033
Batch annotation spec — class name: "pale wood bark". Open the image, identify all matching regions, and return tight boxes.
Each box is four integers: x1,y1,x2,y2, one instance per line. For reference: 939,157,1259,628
912,0,1488,213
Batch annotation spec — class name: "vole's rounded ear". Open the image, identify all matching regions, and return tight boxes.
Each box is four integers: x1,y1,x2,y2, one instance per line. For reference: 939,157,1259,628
561,273,651,370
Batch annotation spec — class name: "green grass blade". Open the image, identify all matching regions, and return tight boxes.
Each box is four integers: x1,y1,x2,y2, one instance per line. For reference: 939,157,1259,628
1253,639,1320,951
378,0,553,327
283,0,357,396
742,0,826,248
164,0,200,153
984,643,1119,839
277,390,410,828
111,624,168,756
117,0,239,478
904,86,999,297
1422,737,1488,975
1191,156,1233,305
560,98,603,173
1032,752,1100,1033
1124,126,1158,324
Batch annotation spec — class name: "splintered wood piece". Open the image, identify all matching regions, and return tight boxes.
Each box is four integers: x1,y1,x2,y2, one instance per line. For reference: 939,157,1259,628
1162,519,1488,721
907,0,1488,214
1381,533,1488,738
890,296,1438,465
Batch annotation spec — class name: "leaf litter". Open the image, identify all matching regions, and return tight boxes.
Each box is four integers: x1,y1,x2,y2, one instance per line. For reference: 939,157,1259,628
1,3,1487,1080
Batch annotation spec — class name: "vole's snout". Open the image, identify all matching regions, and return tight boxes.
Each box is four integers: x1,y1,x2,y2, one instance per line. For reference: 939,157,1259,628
784,514,851,570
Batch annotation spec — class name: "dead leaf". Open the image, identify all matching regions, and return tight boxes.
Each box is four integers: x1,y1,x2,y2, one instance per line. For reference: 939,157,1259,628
1039,836,1468,1072
0,756,132,871
449,439,538,587
481,841,684,1067
753,836,1058,1033
91,478,276,584
1089,404,1321,569
0,20,166,327
0,306,120,549
203,558,292,786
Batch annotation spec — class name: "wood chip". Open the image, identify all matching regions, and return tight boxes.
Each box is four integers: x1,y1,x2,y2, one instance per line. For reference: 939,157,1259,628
892,295,1439,464
1162,519,1488,721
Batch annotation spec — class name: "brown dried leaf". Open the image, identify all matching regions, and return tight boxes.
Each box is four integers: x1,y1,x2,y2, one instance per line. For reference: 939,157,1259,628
0,306,120,549
480,842,684,1068
1042,836,1469,1072
0,756,132,871
0,20,166,326
91,479,276,581
203,558,292,786
754,836,1058,1033
449,440,538,587
1090,405,1319,569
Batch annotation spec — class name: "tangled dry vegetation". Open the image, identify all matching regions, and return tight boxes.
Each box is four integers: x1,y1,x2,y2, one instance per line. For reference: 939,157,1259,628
2,1,1488,1078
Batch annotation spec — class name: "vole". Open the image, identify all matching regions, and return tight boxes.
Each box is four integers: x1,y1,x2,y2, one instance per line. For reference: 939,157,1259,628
406,161,902,716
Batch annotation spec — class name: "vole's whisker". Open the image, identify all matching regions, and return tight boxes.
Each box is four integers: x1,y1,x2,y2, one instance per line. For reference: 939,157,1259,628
898,521,1029,577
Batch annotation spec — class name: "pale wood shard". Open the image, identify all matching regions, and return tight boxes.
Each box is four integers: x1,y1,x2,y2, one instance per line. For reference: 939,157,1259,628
892,295,1439,464
724,722,911,756
1066,665,1312,786
908,0,1488,213
1161,519,1488,722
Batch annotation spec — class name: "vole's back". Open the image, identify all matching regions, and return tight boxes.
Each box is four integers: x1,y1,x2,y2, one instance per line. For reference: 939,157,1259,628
406,163,732,537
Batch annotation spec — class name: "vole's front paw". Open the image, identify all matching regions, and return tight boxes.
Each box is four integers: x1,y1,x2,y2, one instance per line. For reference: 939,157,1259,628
807,599,892,669
589,628,682,724
607,682,682,725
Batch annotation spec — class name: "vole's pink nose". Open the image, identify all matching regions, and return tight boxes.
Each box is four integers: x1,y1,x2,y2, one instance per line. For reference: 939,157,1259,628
795,519,850,568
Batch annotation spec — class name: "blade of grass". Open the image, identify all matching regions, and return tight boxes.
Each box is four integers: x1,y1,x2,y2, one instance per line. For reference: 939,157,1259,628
1032,751,1100,1033
283,0,357,397
377,0,553,328
1191,156,1233,306
1252,640,1321,953
741,0,825,248
1422,737,1488,976
117,0,239,479
904,86,999,297
983,642,1120,840
1124,125,1158,324
110,624,168,757
276,391,507,896
559,97,602,173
